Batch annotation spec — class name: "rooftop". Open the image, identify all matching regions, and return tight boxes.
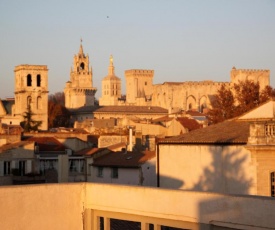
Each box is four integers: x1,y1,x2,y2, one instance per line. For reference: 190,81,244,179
158,120,249,144
92,150,155,168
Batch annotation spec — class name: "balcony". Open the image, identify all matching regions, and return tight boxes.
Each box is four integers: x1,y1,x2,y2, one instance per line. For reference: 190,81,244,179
0,183,274,229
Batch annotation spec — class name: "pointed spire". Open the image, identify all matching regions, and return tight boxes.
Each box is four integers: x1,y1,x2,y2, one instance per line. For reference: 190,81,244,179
108,54,115,75
79,38,84,55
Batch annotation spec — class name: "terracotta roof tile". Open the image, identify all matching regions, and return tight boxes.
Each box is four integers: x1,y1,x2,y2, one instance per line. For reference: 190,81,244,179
158,120,249,144
27,137,67,151
94,106,168,114
176,117,202,131
186,110,206,116
93,150,155,168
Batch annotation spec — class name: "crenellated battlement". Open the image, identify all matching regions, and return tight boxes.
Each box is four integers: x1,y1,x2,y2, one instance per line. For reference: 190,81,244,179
162,81,229,87
125,69,154,78
230,67,270,90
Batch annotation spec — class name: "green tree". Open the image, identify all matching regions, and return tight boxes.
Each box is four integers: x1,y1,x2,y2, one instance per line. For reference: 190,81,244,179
21,107,42,132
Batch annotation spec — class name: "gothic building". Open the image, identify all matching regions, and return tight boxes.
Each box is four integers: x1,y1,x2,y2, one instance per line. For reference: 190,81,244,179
14,64,48,130
64,42,97,109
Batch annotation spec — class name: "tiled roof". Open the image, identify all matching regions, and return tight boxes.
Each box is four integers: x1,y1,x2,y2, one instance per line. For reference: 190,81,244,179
0,141,33,153
158,120,249,144
76,143,127,156
152,116,174,123
27,137,67,152
76,147,106,156
186,110,206,117
94,106,168,114
92,150,156,168
69,105,98,114
176,117,202,131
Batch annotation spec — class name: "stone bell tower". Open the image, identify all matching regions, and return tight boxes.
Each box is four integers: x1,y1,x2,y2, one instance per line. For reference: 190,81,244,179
14,64,49,130
64,40,97,108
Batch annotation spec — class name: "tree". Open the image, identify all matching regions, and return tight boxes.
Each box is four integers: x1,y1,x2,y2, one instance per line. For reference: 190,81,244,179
209,80,275,124
208,84,236,124
48,101,70,128
21,107,42,132
48,92,65,106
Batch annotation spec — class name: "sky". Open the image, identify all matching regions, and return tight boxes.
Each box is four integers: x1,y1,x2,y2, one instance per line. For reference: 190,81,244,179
0,0,275,99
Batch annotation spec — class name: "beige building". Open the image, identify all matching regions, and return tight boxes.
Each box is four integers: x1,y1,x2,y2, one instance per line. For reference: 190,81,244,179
14,64,49,130
157,99,275,197
91,150,156,186
99,66,270,112
64,42,97,109
99,55,122,106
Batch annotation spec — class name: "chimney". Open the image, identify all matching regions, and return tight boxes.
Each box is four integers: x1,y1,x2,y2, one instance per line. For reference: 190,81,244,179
128,126,133,152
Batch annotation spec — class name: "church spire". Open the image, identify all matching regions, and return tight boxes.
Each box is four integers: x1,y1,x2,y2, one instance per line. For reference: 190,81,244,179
108,54,115,75
79,38,84,55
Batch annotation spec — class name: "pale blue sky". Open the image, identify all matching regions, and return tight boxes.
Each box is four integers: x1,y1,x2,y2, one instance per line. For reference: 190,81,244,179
0,0,275,98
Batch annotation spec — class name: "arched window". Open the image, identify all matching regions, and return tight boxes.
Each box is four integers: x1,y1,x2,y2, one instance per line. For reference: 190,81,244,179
271,172,275,197
27,96,32,109
37,96,42,110
27,74,32,86
37,74,41,87
80,62,85,70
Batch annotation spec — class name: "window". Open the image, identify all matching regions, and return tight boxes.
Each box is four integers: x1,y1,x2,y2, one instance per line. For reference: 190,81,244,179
19,161,26,176
145,81,147,85
37,74,41,87
111,167,118,178
80,62,85,70
37,96,42,110
27,74,32,86
4,161,11,175
97,167,103,177
271,172,275,197
69,159,85,173
27,96,32,109
40,159,58,175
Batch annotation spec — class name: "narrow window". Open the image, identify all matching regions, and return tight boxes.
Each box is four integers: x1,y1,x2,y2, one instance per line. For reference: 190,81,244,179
37,74,41,87
97,167,103,177
37,96,42,110
27,74,32,86
27,96,32,109
271,172,275,197
111,167,118,178
4,161,11,175
80,62,85,70
19,161,26,176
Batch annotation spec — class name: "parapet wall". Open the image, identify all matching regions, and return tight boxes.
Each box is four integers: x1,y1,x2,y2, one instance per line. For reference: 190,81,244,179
0,183,275,229
125,69,154,78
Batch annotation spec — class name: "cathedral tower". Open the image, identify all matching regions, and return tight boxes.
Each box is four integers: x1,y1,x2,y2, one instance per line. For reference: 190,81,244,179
99,55,121,106
64,41,97,108
14,65,49,130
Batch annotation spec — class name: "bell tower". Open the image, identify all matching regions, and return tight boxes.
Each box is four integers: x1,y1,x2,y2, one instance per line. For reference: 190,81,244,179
64,40,97,108
14,64,49,130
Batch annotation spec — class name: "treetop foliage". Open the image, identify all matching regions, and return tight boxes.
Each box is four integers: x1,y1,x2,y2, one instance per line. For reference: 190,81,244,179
208,80,275,124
